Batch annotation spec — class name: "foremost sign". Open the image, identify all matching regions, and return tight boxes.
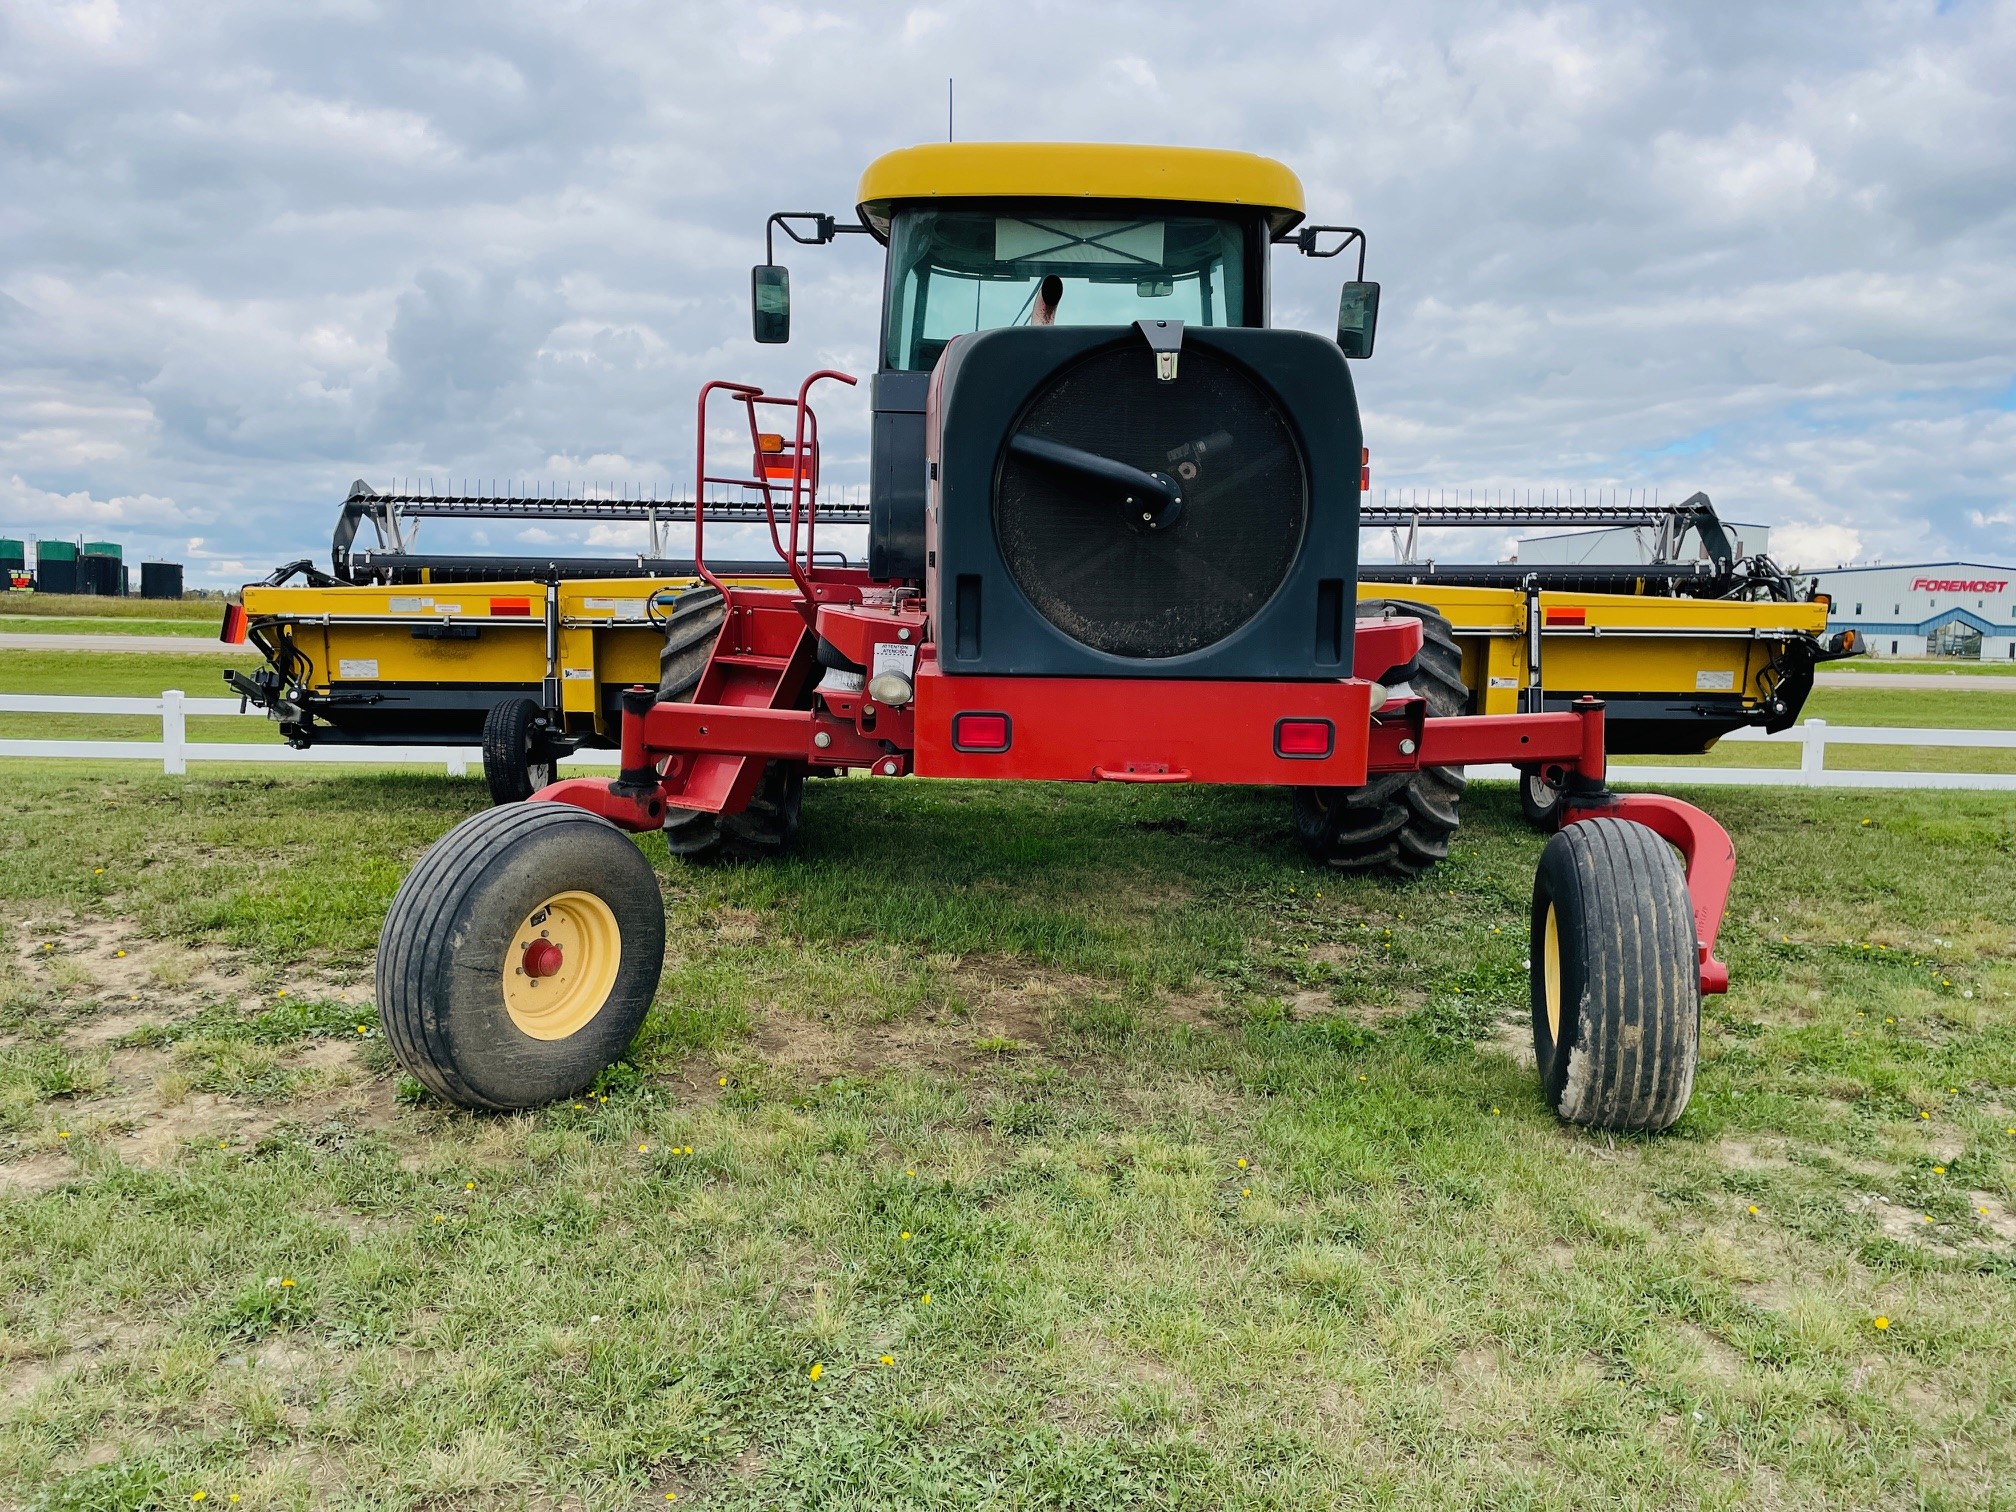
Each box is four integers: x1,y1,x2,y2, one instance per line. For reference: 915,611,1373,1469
1911,578,2008,593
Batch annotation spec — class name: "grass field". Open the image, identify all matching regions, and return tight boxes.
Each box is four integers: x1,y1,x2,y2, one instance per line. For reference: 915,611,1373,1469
0,617,215,638
0,594,223,622
2,761,2014,1509
1830,659,2016,677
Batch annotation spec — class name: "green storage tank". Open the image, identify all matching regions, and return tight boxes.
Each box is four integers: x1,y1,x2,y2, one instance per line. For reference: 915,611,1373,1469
82,540,123,560
0,538,24,572
37,540,78,562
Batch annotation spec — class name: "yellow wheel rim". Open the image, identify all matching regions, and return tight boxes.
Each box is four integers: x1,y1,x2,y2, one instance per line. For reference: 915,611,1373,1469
1542,903,1563,1045
501,890,623,1041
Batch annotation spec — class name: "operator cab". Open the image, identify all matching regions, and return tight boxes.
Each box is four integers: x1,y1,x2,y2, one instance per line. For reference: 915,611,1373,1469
754,143,1377,579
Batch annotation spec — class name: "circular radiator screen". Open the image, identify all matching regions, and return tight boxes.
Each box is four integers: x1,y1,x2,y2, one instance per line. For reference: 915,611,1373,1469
993,341,1307,659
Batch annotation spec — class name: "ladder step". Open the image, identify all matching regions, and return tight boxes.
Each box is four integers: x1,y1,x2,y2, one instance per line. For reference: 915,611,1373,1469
711,652,790,670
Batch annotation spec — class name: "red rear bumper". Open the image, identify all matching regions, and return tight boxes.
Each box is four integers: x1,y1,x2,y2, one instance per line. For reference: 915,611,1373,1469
913,666,1378,785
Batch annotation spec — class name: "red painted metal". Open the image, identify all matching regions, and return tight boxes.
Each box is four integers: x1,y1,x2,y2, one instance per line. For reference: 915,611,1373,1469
814,600,929,668
219,602,249,644
522,939,563,978
533,775,663,831
913,665,1377,785
1348,614,1421,683
1563,792,1735,996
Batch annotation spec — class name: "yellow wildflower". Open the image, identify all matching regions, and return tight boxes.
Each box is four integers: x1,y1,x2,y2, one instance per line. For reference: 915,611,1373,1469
880,1354,895,1366
808,1362,823,1381
1873,1315,1889,1330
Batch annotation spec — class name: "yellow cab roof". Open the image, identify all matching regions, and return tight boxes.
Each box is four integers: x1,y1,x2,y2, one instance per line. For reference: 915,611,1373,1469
855,143,1305,238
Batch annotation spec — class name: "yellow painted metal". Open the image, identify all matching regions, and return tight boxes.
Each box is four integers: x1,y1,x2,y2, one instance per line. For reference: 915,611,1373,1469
501,889,622,1041
1354,581,1831,736
1543,904,1563,1044
239,570,1833,752
855,142,1306,238
239,575,787,742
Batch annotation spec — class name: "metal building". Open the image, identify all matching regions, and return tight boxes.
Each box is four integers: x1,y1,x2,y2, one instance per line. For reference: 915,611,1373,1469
1809,562,2016,660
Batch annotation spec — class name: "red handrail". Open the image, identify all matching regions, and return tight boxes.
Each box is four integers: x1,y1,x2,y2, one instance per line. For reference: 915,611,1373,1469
690,371,856,603
691,379,763,597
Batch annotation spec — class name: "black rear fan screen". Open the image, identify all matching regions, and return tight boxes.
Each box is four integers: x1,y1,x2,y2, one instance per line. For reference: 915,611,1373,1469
993,343,1307,658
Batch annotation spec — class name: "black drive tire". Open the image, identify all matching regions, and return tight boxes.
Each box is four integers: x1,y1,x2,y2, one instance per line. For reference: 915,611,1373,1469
663,760,805,862
1519,765,1567,833
1292,599,1468,879
1530,818,1699,1132
377,802,666,1111
656,586,727,703
653,585,803,863
482,697,557,806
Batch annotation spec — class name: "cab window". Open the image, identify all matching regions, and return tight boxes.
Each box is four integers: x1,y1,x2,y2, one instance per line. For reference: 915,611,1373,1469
883,206,1249,372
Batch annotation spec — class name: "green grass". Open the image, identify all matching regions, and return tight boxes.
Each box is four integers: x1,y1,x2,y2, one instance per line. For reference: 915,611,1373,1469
1828,658,2016,676
0,592,224,621
0,649,283,747
2,765,2015,1508
0,615,215,637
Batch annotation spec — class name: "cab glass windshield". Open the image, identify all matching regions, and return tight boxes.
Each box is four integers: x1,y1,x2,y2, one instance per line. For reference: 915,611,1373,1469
883,206,1248,372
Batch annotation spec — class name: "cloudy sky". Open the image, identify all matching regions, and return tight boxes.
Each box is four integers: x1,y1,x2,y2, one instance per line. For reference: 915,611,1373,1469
2,0,2013,586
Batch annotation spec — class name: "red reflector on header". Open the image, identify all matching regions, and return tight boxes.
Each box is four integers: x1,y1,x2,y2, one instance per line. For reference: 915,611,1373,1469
1274,718,1334,758
219,603,248,644
490,597,533,616
1544,607,1588,627
951,712,1011,752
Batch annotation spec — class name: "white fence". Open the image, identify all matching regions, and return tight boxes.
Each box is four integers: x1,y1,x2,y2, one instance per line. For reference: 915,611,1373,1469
1,693,2013,790
0,691,617,776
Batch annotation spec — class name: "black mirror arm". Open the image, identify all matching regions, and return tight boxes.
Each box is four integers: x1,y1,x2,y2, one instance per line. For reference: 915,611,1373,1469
1278,225,1368,281
764,212,875,265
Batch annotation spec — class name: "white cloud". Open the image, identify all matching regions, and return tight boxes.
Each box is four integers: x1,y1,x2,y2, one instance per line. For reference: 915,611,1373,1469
0,1,2012,588
1771,521,1864,571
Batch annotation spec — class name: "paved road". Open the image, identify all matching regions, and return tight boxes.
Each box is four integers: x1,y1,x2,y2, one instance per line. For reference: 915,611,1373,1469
1816,671,2016,691
0,631,238,654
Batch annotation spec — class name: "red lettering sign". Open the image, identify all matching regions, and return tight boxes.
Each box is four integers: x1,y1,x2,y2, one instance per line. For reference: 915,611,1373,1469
1910,578,2008,593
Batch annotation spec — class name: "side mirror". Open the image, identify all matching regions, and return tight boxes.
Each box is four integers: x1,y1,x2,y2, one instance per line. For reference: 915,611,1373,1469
752,264,791,344
1336,281,1381,359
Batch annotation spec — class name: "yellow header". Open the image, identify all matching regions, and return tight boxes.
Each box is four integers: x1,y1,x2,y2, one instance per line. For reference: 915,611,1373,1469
855,143,1306,238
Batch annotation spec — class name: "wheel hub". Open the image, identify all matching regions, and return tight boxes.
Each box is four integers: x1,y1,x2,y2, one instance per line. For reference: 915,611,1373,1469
501,891,623,1041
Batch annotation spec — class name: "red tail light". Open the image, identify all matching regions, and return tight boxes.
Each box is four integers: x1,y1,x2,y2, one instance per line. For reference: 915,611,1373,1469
489,597,533,616
1360,446,1370,492
951,712,1011,752
219,603,248,644
1544,607,1587,627
1274,718,1334,758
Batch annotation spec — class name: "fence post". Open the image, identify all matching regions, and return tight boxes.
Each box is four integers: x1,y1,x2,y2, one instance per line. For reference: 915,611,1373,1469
446,752,468,777
1800,718,1826,781
162,690,187,776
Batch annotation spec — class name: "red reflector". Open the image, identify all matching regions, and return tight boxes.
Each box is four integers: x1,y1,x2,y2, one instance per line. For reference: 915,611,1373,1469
1275,718,1334,758
489,597,532,616
219,603,248,644
1544,607,1587,627
952,712,1011,752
